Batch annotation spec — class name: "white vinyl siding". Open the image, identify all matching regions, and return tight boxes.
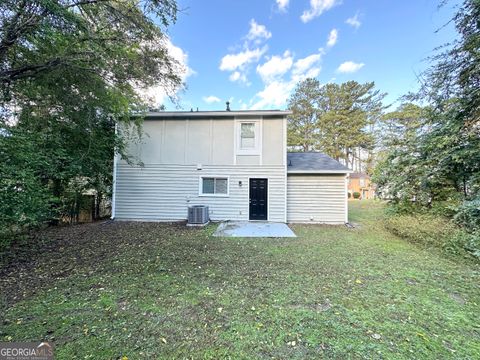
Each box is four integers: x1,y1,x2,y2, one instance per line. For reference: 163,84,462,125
115,164,286,222
287,174,347,224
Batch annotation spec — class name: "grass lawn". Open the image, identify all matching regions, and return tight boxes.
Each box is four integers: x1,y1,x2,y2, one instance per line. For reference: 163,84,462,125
1,201,479,359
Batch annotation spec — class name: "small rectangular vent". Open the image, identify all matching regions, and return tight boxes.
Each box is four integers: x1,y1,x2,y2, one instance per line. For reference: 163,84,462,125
188,205,210,225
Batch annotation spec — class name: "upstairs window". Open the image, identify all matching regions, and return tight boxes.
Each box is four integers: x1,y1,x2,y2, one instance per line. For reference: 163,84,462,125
237,120,261,155
241,123,255,149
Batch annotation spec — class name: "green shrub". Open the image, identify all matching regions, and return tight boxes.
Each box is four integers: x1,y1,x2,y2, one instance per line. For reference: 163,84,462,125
353,192,361,199
466,232,480,258
429,198,462,217
385,200,420,215
384,214,456,247
348,192,352,198
0,168,54,240
383,213,479,261
453,198,480,232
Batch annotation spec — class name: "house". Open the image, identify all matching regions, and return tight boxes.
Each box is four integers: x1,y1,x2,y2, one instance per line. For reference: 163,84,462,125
112,110,351,224
348,172,375,199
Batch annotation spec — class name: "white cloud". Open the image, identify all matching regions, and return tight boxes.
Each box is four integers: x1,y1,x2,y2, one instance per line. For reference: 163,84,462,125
346,13,361,28
238,99,249,110
337,61,364,73
220,19,273,84
251,81,296,109
203,95,221,104
247,19,272,41
276,0,289,11
327,29,338,47
292,66,321,83
292,52,323,77
219,47,266,71
229,71,241,81
164,39,195,79
252,49,324,109
229,71,248,83
139,38,194,107
256,51,293,83
229,71,242,81
301,0,342,23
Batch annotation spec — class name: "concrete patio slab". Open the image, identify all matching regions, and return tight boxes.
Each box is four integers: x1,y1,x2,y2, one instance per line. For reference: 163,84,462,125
213,221,296,238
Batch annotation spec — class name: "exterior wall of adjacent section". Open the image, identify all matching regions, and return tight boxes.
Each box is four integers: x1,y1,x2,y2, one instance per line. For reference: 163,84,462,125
287,174,348,224
114,117,286,222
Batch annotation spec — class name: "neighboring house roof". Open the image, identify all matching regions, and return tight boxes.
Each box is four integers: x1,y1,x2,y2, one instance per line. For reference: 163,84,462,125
349,172,370,179
287,152,352,174
142,110,292,120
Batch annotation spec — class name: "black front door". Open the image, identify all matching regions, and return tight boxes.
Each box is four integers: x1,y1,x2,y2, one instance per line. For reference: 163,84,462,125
249,178,268,220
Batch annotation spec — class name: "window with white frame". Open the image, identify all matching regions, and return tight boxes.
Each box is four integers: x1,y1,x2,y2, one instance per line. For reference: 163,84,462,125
237,120,261,154
200,177,229,196
241,123,255,148
359,178,366,187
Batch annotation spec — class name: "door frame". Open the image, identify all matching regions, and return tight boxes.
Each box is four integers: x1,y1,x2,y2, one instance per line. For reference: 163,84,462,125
248,177,269,221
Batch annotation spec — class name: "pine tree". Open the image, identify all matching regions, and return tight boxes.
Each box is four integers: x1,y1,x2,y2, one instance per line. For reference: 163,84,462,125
287,79,385,171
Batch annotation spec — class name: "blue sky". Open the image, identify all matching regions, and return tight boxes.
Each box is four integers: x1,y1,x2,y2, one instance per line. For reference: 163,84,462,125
159,0,460,111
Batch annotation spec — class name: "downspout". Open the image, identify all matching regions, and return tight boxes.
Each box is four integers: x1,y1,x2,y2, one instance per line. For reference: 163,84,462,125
344,174,349,223
283,116,288,223
111,123,118,220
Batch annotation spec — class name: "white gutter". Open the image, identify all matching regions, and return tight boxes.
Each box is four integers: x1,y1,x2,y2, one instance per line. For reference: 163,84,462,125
143,110,293,118
287,170,353,174
111,123,118,219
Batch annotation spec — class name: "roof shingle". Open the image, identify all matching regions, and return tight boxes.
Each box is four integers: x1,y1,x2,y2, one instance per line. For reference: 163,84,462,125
287,152,351,173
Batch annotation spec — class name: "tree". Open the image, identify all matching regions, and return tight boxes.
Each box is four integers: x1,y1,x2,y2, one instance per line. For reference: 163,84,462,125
420,0,480,123
379,103,424,148
0,0,183,233
373,104,434,205
287,79,385,171
417,0,480,199
287,78,321,152
317,81,385,169
0,0,180,96
375,0,480,210
0,127,54,233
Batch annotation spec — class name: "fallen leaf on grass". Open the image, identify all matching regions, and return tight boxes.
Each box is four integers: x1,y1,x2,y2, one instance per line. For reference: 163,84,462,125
417,332,428,341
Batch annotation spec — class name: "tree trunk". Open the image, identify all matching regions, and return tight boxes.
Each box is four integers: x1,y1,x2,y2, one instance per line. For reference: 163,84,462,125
95,191,101,220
